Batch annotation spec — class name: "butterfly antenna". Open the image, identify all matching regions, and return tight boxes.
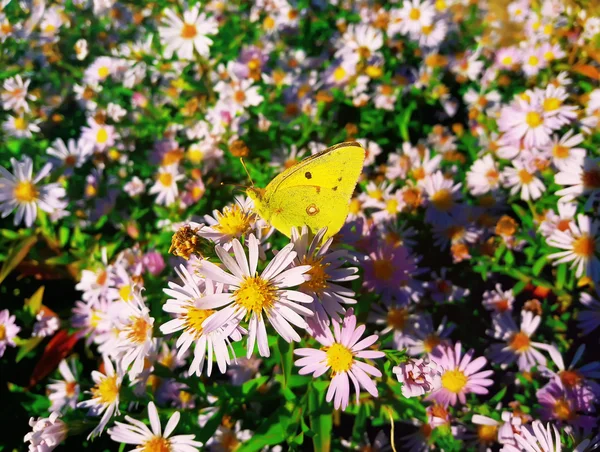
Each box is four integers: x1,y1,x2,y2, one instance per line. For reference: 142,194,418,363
240,158,255,187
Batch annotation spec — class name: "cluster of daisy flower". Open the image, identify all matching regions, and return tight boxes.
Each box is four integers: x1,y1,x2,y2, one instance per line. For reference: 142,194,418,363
1,0,600,450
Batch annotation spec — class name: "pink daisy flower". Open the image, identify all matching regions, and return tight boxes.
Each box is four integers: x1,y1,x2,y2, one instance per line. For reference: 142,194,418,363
294,309,385,411
427,342,494,406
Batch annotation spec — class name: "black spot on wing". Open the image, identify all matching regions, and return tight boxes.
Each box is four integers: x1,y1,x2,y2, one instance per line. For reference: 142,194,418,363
338,177,342,182
305,171,312,179
332,186,338,191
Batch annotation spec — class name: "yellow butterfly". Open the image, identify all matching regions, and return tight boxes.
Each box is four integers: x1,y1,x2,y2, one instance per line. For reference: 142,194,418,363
246,141,365,240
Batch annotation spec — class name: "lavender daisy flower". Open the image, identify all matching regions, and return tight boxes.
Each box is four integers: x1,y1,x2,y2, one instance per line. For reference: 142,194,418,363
0,309,20,357
578,289,600,335
427,342,494,406
291,226,359,327
537,381,597,432
393,356,441,398
294,309,385,411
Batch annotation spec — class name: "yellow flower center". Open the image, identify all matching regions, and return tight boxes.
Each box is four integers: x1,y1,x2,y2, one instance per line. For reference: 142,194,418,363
263,16,275,30
411,167,425,180
97,66,110,79
559,370,582,388
372,258,393,281
409,8,421,20
349,198,361,215
214,205,253,236
326,343,354,374
357,46,371,59
333,66,346,82
365,65,382,78
14,117,28,130
509,331,531,352
180,23,198,39
369,188,383,200
573,235,595,258
552,145,569,159
158,172,173,187
441,369,468,393
300,257,330,294
234,276,276,316
65,381,77,397
91,374,119,404
126,317,152,345
386,307,408,330
528,55,539,66
431,189,454,211
553,399,573,421
502,56,513,66
386,198,399,214
0,324,6,340
220,430,240,450
423,335,441,353
178,390,192,404
525,111,542,128
233,90,246,104
187,148,203,164
544,51,555,61
143,436,172,452
184,306,215,338
14,181,38,202
96,128,109,144
582,167,600,189
543,97,561,111
518,169,534,184
478,425,498,444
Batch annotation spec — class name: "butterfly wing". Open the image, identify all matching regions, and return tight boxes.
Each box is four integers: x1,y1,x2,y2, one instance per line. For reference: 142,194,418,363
266,186,351,238
260,142,365,238
264,142,365,200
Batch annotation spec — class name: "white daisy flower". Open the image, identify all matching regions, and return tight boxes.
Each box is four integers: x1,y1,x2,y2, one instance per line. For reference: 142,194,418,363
547,214,600,280
1,75,35,112
0,156,66,227
391,0,435,36
80,118,117,152
0,309,20,357
148,165,185,207
2,114,40,138
78,357,124,438
23,412,68,452
46,138,94,175
159,6,218,60
160,265,244,376
48,359,80,413
555,158,600,207
546,129,586,171
107,401,203,452
501,158,546,201
196,234,313,358
114,291,155,379
467,154,501,195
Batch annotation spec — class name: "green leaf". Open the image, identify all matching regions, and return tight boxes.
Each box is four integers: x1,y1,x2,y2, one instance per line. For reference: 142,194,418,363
556,264,567,290
532,256,547,276
237,406,290,452
15,336,44,363
25,286,44,316
276,336,294,389
308,381,332,452
490,386,507,403
0,235,37,285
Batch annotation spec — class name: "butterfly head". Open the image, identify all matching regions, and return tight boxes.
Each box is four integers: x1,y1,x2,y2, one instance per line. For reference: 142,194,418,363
246,187,269,219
